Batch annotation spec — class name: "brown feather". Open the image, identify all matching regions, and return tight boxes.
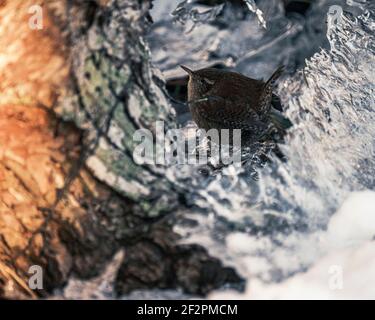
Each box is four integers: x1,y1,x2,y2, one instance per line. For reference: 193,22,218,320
184,66,284,141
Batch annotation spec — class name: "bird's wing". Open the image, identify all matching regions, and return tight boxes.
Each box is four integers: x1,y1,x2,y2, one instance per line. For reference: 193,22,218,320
189,94,269,133
210,73,264,100
197,75,268,132
209,74,267,114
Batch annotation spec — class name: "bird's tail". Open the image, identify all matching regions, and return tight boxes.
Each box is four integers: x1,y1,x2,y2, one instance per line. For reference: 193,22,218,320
265,65,284,88
269,108,292,132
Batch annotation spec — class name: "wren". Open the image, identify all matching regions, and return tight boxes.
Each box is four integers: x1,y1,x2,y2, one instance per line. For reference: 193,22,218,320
180,65,291,145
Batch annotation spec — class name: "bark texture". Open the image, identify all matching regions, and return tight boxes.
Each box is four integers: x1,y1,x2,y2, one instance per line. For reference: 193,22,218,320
0,0,243,299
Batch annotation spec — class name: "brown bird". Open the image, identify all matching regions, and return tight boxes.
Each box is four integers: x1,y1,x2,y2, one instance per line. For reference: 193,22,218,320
180,65,291,144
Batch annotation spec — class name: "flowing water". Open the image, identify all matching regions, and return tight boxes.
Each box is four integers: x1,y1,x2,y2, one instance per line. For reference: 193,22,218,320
60,0,375,299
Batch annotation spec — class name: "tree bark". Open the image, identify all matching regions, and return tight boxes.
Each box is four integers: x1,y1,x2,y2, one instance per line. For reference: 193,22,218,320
0,0,243,299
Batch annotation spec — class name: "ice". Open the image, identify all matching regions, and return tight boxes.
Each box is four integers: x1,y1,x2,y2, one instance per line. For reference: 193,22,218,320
149,0,281,79
243,0,267,29
211,242,375,299
327,191,375,248
149,0,375,299
171,0,225,33
210,192,375,299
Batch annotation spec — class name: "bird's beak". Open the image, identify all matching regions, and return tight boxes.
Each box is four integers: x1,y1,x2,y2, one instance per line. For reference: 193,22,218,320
180,65,194,76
